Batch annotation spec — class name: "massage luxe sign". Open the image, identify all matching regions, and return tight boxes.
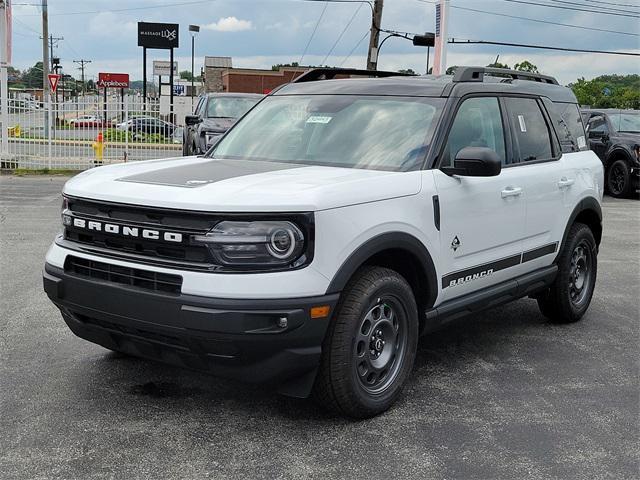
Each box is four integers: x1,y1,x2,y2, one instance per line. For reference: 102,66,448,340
137,22,179,49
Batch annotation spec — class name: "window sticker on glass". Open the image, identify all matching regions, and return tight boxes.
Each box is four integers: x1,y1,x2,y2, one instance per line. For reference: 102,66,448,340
577,135,586,149
518,114,527,133
306,115,332,124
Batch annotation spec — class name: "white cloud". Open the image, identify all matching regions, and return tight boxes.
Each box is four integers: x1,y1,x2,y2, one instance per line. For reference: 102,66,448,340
203,17,253,32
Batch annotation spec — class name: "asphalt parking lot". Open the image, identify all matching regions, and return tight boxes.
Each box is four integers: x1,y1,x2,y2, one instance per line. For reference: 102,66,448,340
1,175,638,480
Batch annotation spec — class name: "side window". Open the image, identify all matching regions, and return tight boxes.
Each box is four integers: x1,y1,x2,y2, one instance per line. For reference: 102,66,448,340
587,115,607,136
505,97,553,162
195,97,206,117
553,102,587,152
442,97,506,167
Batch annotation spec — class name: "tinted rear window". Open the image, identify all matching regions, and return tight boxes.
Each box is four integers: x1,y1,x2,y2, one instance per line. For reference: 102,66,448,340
554,103,587,152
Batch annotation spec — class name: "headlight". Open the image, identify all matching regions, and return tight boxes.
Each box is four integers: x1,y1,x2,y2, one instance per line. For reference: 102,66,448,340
61,196,71,226
192,220,307,269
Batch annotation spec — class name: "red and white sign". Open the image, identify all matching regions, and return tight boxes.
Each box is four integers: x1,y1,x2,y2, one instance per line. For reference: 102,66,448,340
97,72,130,89
48,74,60,93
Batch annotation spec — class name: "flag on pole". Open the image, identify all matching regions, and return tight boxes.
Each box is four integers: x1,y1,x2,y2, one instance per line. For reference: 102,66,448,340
432,0,449,75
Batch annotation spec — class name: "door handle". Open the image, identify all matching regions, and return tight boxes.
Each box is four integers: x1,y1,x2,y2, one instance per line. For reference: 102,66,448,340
558,177,575,188
501,186,522,198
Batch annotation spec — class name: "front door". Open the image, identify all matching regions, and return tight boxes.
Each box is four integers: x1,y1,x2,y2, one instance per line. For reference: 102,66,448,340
433,96,527,302
586,114,610,161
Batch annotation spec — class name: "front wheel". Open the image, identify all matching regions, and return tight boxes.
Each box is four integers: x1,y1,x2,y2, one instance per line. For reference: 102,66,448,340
607,159,632,198
537,222,597,323
313,266,419,419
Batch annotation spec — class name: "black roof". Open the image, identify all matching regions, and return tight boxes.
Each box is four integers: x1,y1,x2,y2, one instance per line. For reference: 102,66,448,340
274,69,577,104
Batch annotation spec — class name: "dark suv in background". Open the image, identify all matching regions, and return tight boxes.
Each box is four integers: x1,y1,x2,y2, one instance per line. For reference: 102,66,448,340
183,93,263,155
581,109,640,198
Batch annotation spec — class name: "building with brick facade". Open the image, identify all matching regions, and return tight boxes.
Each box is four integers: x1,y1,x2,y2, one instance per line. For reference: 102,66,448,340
202,56,308,94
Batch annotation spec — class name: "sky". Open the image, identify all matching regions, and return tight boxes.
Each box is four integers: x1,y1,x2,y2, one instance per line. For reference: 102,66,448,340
9,0,640,86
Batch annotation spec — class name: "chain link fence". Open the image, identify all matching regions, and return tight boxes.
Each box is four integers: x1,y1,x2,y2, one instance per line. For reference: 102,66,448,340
1,94,184,170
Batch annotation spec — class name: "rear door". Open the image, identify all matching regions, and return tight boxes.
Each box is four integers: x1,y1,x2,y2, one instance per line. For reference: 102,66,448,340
433,96,527,301
503,96,571,270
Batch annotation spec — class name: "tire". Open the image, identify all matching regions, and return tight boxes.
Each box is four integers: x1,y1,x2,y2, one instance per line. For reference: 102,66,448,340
537,222,597,323
606,159,632,198
313,266,419,419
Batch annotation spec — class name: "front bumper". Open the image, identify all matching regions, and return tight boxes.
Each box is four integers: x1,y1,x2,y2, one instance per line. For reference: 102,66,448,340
43,263,339,397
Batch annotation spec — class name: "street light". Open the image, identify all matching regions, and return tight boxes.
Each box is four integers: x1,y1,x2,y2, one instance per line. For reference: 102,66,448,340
189,24,200,105
377,31,435,74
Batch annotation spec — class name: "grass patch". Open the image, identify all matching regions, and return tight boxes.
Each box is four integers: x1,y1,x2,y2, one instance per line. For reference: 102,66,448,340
5,168,82,176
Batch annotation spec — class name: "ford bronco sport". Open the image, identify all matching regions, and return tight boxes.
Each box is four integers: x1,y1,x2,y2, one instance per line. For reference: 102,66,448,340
44,67,604,418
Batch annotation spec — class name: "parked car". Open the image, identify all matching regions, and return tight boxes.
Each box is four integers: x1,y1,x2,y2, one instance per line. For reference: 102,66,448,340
115,115,156,131
128,117,175,139
45,67,603,418
183,93,263,155
580,108,639,198
69,115,103,128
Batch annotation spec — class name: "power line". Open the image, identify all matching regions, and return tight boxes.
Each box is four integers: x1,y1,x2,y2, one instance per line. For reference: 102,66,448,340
449,38,640,56
16,0,214,16
320,3,364,65
339,29,370,66
549,0,637,14
450,4,638,37
584,0,640,8
300,1,329,65
500,0,640,18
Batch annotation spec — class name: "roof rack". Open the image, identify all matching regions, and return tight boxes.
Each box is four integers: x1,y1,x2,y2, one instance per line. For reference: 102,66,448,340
452,66,559,85
292,68,412,83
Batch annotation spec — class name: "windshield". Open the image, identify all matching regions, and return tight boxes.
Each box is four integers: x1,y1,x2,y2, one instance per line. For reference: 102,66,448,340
610,112,640,133
208,95,444,171
207,97,260,119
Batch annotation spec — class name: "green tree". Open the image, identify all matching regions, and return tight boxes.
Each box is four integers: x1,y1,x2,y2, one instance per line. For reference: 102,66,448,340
179,70,194,81
22,62,44,89
272,62,300,71
568,74,640,108
513,60,539,73
397,68,416,75
487,61,510,69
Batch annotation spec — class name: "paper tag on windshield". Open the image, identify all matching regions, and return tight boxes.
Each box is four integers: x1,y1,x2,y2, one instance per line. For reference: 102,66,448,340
577,136,586,149
518,115,527,133
306,116,332,124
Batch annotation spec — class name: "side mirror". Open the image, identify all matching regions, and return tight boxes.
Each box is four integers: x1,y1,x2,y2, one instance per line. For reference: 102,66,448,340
185,115,201,126
441,147,502,177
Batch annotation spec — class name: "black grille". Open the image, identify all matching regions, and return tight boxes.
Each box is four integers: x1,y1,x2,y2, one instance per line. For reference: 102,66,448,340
65,256,183,294
64,197,217,266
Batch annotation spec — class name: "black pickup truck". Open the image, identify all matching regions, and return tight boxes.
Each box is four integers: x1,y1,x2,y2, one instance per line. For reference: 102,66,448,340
581,109,640,198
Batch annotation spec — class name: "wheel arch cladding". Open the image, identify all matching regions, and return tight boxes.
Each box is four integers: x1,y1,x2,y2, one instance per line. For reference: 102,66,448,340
558,197,602,261
606,145,635,167
325,232,438,311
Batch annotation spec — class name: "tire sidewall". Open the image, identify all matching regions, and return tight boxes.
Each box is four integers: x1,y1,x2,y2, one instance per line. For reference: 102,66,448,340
336,270,419,414
561,225,598,319
607,159,630,198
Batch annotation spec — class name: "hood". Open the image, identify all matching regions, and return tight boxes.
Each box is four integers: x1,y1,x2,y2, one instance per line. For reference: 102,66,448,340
202,117,236,132
62,157,422,212
613,131,640,143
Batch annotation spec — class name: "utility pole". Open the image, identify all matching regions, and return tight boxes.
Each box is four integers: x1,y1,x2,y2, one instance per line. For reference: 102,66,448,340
45,34,63,71
41,0,51,160
1,0,9,161
366,0,384,70
73,59,91,97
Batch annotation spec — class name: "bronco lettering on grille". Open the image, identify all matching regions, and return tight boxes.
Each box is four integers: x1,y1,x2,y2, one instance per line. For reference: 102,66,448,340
69,217,183,243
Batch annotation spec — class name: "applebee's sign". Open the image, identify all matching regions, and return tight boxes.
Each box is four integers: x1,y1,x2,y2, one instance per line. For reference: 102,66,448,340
97,73,129,89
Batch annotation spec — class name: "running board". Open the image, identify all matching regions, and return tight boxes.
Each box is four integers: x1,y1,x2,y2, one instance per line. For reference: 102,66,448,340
422,265,558,334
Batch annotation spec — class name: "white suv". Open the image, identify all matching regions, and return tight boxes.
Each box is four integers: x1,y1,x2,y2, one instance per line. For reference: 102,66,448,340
44,67,604,418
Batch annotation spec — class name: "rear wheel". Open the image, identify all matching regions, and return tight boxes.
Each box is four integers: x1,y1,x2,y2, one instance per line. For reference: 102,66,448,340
313,266,418,418
537,223,597,323
607,159,631,198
